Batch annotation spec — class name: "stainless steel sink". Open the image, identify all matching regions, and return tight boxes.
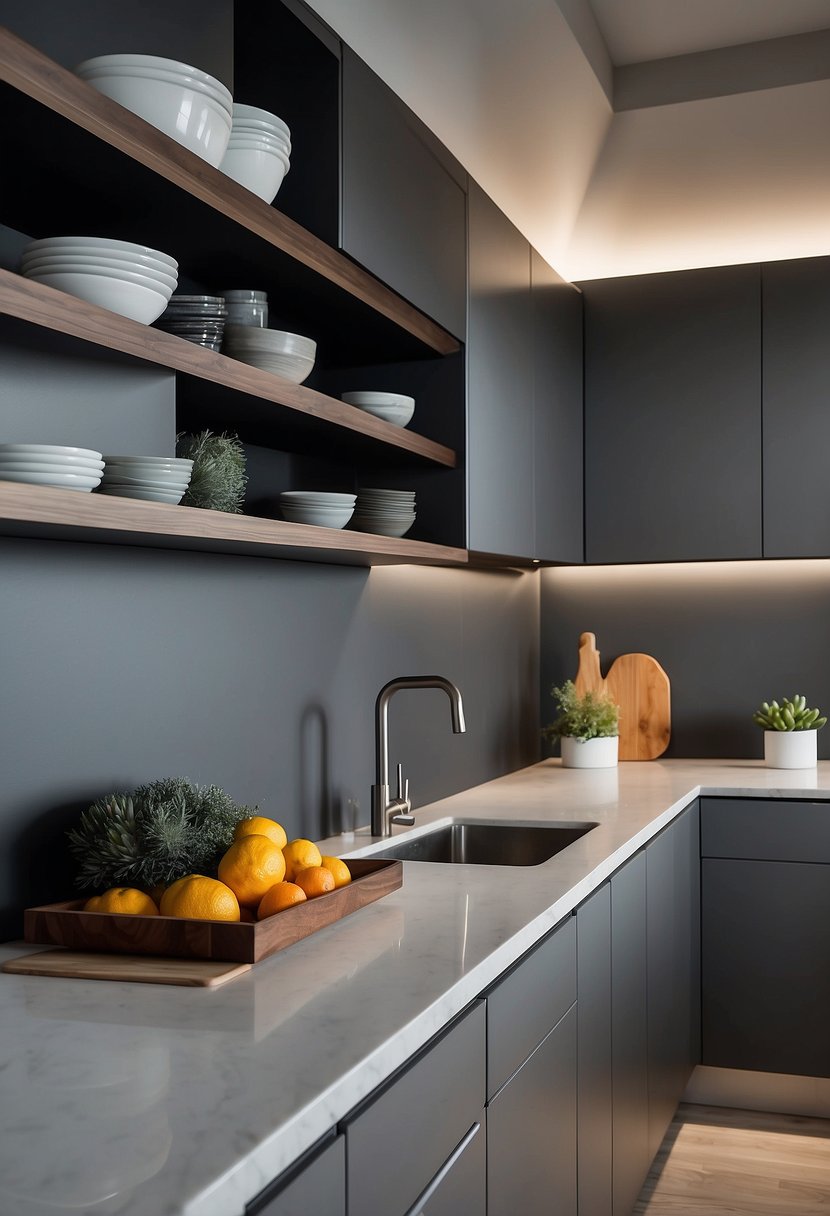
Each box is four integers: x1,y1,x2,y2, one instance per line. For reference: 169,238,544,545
370,821,597,866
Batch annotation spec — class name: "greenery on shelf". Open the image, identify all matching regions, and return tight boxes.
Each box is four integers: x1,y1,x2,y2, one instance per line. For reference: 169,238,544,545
543,679,620,744
178,430,248,513
752,695,826,732
67,777,256,890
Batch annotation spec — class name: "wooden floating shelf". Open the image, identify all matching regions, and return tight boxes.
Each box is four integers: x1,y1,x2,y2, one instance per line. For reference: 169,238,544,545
0,271,457,469
0,482,469,568
0,27,460,363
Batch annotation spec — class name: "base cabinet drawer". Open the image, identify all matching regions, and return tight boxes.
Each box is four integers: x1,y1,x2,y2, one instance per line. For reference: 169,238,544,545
487,1003,577,1216
701,797,830,863
344,1000,486,1216
702,857,830,1077
405,1120,486,1216
246,1134,344,1216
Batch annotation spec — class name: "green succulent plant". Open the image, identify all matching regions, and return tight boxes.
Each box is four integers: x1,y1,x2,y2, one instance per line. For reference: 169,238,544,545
752,695,826,732
67,778,257,890
543,679,620,744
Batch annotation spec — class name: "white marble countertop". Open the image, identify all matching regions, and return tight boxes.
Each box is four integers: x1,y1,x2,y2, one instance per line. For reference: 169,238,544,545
2,759,830,1216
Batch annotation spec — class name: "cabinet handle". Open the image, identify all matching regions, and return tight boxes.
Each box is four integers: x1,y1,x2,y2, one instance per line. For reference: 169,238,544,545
404,1121,481,1216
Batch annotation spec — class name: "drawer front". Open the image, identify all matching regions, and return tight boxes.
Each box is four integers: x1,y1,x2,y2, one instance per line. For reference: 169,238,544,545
405,1119,486,1216
486,915,576,1099
247,1134,344,1216
701,797,830,862
345,1000,486,1216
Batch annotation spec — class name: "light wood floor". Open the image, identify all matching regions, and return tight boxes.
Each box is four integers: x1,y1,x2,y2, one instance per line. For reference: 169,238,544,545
634,1103,830,1214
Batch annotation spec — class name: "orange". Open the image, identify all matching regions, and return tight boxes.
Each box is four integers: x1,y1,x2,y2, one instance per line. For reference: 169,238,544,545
282,838,322,883
218,834,286,907
234,815,287,849
294,866,335,900
321,856,352,889
258,881,307,920
84,888,159,916
160,875,240,921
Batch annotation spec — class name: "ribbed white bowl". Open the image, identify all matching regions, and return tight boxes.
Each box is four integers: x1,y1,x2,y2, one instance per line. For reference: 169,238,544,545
23,270,170,324
25,260,176,296
23,236,177,271
219,145,287,203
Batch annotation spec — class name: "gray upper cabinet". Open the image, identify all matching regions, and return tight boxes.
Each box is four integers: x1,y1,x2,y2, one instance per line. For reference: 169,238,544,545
762,255,830,557
467,180,534,557
531,250,584,563
341,47,467,339
582,265,762,564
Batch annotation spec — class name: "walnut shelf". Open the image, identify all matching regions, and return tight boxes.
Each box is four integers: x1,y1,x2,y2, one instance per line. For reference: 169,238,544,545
0,271,457,468
0,482,469,568
0,27,460,365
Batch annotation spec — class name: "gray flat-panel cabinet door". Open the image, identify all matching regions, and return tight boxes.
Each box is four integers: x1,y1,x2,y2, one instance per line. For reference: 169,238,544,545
646,803,701,1160
532,249,584,563
762,255,830,557
467,180,534,557
407,1119,486,1216
582,266,762,563
341,48,467,338
576,883,612,1216
247,1135,344,1216
488,1004,578,1216
702,858,830,1077
611,850,650,1216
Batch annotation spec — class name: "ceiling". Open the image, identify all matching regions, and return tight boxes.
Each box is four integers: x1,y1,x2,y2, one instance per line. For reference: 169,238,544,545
310,0,830,282
589,0,830,65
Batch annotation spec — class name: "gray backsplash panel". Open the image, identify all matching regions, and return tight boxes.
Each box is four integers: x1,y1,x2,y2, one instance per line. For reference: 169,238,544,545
540,562,830,761
0,541,539,937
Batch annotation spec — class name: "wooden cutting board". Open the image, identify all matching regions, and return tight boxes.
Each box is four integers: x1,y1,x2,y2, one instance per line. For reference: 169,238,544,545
574,632,671,760
2,949,251,988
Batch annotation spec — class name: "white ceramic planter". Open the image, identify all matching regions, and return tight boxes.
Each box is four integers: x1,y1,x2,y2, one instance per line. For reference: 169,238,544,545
561,735,619,769
764,729,817,769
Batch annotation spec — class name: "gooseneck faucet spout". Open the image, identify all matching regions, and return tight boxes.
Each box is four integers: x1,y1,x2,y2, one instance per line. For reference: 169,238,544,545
371,676,466,837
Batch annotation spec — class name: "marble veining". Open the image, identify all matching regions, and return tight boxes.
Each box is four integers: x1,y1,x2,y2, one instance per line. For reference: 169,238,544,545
2,759,829,1215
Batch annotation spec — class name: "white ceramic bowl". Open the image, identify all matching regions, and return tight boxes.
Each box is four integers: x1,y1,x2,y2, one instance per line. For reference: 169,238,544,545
226,351,315,383
23,270,170,324
103,457,193,472
280,506,354,529
350,401,414,427
231,125,291,155
97,484,186,503
23,237,177,271
102,468,191,485
77,61,232,113
223,326,315,357
22,253,178,291
76,70,231,166
76,55,232,109
225,138,291,169
0,452,103,470
233,103,290,138
0,469,102,490
24,259,177,295
219,146,287,203
26,264,174,304
0,444,103,460
279,491,356,505
0,460,103,477
351,516,416,537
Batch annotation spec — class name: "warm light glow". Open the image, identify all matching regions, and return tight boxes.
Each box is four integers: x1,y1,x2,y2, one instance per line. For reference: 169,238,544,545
543,557,830,591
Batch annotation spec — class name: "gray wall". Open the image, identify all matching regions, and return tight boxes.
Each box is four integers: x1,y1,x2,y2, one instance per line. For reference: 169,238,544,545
0,543,538,937
540,562,830,761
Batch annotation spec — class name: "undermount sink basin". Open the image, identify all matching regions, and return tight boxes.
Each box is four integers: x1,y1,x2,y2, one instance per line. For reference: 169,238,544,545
371,821,597,866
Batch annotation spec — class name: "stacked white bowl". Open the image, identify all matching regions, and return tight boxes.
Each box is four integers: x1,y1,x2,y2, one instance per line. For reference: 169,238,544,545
75,55,232,167
342,391,415,429
222,324,316,383
0,444,104,492
21,237,178,325
352,488,417,537
98,456,193,504
278,491,355,529
220,104,291,203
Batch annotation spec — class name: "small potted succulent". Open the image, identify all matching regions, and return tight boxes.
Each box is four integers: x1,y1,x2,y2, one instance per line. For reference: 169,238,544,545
544,680,620,769
752,695,826,769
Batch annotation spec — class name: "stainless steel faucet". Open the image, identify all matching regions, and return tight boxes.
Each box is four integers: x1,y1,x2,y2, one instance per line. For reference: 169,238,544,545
371,676,466,837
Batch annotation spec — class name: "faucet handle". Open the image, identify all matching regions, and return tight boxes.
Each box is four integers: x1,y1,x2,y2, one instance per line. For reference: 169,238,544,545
396,763,409,804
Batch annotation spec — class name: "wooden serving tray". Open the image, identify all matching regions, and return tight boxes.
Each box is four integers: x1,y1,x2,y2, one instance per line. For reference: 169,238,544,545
23,858,402,964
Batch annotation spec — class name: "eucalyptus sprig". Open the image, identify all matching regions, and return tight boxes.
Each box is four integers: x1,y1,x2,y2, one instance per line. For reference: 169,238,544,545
178,430,248,513
752,695,826,733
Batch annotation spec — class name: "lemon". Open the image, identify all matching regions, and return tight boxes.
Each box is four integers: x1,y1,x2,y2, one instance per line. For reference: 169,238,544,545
282,838,322,883
219,834,287,906
234,816,287,849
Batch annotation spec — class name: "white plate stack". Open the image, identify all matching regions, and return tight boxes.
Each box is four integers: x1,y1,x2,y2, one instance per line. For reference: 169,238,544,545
21,236,178,325
222,325,316,383
341,391,415,428
278,491,356,529
98,456,194,504
0,444,104,491
221,104,292,203
351,488,417,537
75,54,232,167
